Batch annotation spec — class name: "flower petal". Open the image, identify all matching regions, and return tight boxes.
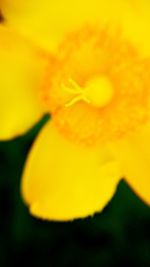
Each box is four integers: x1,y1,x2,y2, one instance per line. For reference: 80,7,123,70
109,123,150,205
0,25,46,140
1,0,150,52
21,121,121,221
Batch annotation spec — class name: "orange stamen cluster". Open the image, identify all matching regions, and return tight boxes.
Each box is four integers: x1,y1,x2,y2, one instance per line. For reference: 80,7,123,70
42,24,150,146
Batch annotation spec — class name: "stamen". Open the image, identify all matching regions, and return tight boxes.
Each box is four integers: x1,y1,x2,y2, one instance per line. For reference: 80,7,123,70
65,95,84,107
62,79,91,107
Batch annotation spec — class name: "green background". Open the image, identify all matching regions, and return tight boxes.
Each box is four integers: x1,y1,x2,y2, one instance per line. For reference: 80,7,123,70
0,117,150,267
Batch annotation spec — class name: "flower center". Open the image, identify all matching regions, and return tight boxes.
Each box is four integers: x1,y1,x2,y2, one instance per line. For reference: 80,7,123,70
42,25,150,146
63,76,114,108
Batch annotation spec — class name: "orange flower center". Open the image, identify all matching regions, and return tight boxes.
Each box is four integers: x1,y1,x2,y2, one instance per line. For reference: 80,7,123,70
42,25,150,146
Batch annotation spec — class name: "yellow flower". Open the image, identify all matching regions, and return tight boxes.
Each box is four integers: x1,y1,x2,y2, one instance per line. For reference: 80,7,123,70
0,0,150,221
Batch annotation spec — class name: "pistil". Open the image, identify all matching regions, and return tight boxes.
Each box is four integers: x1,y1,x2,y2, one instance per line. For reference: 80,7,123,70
62,76,114,108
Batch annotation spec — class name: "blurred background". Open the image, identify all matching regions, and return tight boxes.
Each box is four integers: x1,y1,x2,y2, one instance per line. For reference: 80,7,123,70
0,116,150,267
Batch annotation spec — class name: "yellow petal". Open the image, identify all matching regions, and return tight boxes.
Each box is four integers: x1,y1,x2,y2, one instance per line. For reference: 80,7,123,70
21,121,121,221
109,122,150,205
1,0,150,52
0,25,46,140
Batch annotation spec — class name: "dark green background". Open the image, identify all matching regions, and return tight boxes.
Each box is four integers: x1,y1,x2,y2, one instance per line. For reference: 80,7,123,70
0,117,150,267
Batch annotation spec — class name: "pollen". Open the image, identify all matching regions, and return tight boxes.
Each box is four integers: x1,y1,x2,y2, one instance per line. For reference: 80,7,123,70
42,24,150,146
